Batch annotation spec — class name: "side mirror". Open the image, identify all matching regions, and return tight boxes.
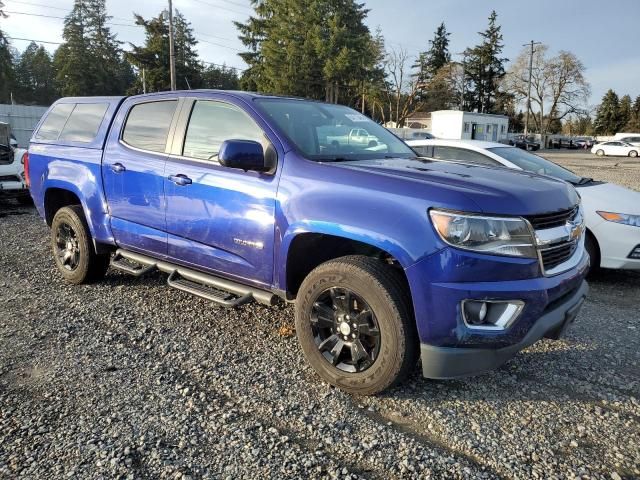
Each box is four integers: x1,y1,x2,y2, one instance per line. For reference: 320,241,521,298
218,139,275,174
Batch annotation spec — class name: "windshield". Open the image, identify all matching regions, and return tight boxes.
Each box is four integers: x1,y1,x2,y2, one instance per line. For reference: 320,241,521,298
487,147,582,184
254,99,415,161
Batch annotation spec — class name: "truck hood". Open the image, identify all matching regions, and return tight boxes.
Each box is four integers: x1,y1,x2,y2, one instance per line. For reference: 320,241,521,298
333,157,579,215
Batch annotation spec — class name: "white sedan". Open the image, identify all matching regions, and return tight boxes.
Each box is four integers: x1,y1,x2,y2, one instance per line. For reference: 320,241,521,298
591,141,639,157
407,139,640,271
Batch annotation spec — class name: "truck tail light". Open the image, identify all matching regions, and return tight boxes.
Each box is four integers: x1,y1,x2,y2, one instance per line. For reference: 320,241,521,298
22,152,30,187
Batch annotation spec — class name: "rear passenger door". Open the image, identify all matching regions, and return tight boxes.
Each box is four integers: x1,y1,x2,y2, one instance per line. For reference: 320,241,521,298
103,97,180,256
163,96,280,287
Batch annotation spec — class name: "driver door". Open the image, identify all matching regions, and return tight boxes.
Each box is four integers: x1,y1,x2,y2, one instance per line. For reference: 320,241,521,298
164,96,279,287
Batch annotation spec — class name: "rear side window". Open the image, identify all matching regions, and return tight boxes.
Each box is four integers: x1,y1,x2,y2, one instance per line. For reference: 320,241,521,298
182,101,264,161
34,103,75,141
59,103,109,143
432,146,500,166
122,101,178,153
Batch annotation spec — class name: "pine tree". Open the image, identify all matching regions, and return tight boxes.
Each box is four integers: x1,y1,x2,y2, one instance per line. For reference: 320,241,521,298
173,11,202,89
201,64,239,90
235,0,379,105
464,11,507,113
15,42,57,105
414,22,451,88
593,89,620,135
618,94,632,132
127,10,202,92
54,0,133,96
1,3,17,103
53,0,92,96
625,95,640,131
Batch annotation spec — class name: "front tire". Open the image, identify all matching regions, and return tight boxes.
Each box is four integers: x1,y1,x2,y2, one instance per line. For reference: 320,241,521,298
629,150,638,158
585,232,600,275
50,205,110,284
295,256,419,395
596,149,605,156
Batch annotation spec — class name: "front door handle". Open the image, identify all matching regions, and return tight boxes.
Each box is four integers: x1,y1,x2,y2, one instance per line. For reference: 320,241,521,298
111,162,126,173
168,174,192,186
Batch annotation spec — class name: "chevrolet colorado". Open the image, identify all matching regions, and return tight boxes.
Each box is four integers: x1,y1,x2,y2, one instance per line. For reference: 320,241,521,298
27,91,589,395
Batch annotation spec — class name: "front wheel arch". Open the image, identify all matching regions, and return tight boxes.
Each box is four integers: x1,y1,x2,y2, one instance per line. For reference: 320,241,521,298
585,229,600,272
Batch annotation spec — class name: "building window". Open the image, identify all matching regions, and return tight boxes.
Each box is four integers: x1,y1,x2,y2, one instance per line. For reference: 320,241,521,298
501,125,505,133
464,122,470,133
487,124,492,133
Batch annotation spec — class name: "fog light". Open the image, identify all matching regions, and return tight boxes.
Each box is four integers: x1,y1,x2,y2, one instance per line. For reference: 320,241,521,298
628,245,640,260
462,300,525,330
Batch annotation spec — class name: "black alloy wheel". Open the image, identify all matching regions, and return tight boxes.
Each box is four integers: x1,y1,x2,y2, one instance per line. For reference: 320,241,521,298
310,287,381,373
55,222,81,271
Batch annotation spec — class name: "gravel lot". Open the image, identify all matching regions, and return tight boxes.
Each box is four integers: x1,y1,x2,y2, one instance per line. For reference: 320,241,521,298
1,153,639,479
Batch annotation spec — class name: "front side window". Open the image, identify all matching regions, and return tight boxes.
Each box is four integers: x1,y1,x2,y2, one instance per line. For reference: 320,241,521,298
255,99,415,161
59,103,109,143
412,145,433,157
182,101,265,161
122,101,178,153
34,103,75,141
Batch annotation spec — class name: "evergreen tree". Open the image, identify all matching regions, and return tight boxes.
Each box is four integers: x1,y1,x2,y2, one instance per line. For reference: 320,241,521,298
127,10,202,92
414,22,451,88
201,64,239,90
173,11,202,89
0,3,17,103
54,0,132,96
464,11,507,113
618,94,632,131
593,89,620,135
14,42,57,105
236,0,380,105
625,95,640,131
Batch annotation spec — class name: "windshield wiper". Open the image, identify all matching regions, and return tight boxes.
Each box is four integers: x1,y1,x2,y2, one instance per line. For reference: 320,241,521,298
577,177,594,185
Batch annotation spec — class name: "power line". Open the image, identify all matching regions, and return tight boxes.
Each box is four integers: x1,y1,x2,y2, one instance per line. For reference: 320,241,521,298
188,0,251,16
6,35,62,45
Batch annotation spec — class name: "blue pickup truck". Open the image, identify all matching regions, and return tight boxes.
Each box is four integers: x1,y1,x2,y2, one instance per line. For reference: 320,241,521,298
26,91,589,395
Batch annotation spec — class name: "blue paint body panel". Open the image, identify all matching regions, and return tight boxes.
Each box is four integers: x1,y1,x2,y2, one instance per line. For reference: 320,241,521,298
28,90,588,363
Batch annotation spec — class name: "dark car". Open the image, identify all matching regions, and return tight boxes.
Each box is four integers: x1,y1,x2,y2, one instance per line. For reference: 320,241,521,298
509,135,540,151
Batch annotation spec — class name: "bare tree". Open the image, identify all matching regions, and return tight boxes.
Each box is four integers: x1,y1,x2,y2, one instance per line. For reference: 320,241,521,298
382,47,421,127
504,45,590,134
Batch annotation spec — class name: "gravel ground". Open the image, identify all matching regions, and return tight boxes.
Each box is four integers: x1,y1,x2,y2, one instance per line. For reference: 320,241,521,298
539,150,640,192
1,164,639,480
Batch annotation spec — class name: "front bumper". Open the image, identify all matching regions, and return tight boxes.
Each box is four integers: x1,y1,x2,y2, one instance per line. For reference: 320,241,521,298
405,245,589,378
420,280,588,378
591,220,640,270
0,180,28,196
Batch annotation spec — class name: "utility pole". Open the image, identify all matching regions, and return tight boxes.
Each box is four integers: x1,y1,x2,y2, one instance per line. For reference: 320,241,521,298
456,51,468,111
142,68,146,94
523,40,541,135
168,0,177,91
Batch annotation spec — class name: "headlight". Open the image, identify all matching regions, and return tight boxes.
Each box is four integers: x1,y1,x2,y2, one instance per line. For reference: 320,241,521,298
429,209,537,258
597,211,640,227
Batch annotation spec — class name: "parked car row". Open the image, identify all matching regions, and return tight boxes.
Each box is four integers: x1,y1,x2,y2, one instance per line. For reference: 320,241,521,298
407,139,640,272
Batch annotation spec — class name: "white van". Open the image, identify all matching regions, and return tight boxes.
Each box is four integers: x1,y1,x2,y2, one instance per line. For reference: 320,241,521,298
614,133,640,146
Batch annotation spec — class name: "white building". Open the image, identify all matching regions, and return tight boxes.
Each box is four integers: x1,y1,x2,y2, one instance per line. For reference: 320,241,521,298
430,110,509,142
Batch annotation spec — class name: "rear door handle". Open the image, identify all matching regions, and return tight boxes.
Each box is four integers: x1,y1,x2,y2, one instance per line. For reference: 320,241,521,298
168,174,192,186
111,162,126,173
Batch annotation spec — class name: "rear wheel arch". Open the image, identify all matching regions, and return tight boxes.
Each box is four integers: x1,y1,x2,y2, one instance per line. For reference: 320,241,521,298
44,187,82,227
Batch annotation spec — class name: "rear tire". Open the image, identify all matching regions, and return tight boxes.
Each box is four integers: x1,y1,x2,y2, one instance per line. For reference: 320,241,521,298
596,149,605,156
295,255,419,395
50,205,110,285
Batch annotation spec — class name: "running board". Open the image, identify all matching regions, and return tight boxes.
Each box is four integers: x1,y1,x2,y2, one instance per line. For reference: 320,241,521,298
111,249,278,307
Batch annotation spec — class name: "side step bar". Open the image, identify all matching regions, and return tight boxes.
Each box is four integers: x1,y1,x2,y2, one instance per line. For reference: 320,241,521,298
110,249,278,307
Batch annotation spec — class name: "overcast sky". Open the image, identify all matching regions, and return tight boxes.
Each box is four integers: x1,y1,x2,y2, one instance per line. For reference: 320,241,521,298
3,0,639,106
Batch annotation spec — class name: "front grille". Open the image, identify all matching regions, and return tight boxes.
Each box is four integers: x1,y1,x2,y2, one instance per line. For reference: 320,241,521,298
525,206,578,229
0,174,21,182
0,148,12,165
540,241,579,270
